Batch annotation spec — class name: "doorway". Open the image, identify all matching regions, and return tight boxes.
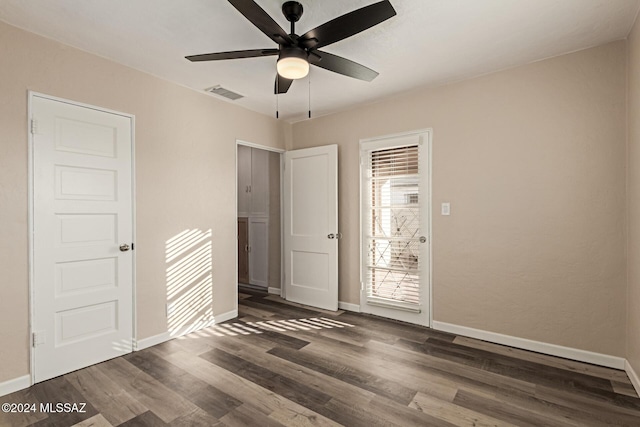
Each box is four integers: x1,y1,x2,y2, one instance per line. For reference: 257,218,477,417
236,142,283,295
30,93,135,382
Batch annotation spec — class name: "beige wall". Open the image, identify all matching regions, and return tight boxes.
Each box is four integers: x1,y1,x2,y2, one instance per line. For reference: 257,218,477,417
292,41,628,356
0,21,287,383
628,17,640,377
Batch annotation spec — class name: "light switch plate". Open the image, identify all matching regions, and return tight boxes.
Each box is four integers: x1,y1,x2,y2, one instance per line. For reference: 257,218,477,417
441,202,451,216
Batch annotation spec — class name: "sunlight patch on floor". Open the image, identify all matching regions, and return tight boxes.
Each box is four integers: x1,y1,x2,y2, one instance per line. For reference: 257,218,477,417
178,317,355,338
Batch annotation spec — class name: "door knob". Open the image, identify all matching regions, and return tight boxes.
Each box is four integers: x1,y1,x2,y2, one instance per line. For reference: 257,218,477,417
419,236,427,243
119,244,130,252
327,234,335,239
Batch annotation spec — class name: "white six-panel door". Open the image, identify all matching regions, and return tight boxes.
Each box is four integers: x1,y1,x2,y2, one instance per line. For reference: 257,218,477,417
31,94,134,382
283,145,338,311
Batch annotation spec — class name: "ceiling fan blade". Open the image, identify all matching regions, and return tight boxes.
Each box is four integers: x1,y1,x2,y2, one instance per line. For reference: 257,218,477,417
310,51,379,82
275,74,293,94
228,0,293,45
186,49,279,61
299,0,396,50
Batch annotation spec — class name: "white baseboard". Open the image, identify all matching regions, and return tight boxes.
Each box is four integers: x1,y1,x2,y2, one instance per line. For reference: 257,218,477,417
268,287,281,296
136,309,238,351
214,309,238,324
135,331,171,351
0,374,31,397
338,301,361,313
432,321,625,370
626,360,640,395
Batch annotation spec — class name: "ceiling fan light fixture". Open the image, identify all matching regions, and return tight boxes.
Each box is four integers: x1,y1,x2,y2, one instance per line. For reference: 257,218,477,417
277,47,309,79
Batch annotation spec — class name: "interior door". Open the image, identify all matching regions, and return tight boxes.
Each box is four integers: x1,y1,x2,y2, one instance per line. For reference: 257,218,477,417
32,94,134,382
283,145,338,311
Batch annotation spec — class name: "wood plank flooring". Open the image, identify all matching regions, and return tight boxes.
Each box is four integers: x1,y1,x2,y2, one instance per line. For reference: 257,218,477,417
2,289,639,426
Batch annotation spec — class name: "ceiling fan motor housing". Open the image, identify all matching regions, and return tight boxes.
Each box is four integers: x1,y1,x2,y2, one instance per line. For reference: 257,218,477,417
282,1,304,23
279,46,307,61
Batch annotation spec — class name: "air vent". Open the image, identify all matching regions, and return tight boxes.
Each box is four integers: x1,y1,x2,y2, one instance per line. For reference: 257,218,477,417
205,85,244,101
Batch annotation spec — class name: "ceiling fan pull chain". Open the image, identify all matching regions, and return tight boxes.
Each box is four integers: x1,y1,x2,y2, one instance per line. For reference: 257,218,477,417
308,68,311,119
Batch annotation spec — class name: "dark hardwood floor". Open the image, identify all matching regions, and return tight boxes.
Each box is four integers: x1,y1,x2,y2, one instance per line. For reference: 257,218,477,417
2,289,639,426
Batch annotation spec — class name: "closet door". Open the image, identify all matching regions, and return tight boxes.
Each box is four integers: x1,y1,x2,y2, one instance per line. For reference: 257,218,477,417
237,145,251,217
238,218,250,284
249,217,269,288
250,148,269,216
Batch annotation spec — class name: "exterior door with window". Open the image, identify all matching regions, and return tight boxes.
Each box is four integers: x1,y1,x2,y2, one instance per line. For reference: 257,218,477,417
360,131,431,326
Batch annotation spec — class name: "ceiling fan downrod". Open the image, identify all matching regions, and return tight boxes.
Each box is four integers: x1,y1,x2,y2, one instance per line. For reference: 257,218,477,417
282,1,303,36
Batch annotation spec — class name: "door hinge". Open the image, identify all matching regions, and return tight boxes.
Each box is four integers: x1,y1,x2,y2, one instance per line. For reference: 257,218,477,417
30,119,38,134
32,331,45,347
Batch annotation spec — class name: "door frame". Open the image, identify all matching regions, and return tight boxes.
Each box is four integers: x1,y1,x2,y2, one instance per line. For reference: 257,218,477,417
235,140,285,303
359,129,433,327
27,91,137,386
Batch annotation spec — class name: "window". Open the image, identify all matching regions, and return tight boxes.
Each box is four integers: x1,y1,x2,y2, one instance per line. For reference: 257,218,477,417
364,144,422,309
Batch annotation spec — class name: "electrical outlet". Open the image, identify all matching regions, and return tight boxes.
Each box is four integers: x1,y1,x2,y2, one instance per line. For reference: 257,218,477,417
441,202,451,216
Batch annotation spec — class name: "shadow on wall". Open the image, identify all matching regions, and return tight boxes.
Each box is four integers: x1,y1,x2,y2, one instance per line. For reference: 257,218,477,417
166,229,214,337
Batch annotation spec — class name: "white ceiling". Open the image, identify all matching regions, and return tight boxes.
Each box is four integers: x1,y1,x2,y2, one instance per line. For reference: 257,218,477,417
1,0,639,121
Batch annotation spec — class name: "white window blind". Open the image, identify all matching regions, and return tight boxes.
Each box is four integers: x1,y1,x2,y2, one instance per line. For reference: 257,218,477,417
364,144,422,311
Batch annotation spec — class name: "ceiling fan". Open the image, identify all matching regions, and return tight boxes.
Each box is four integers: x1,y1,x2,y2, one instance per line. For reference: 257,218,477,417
186,0,396,94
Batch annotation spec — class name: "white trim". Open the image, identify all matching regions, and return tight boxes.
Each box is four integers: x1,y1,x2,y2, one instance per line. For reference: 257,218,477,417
130,113,138,352
135,332,171,351
338,301,361,312
236,139,285,153
28,91,133,118
0,375,31,397
432,321,626,370
28,91,137,385
214,309,238,324
234,142,240,318
626,360,640,395
27,91,36,386
428,130,433,328
280,153,285,299
268,287,282,296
